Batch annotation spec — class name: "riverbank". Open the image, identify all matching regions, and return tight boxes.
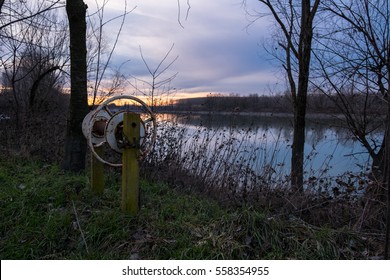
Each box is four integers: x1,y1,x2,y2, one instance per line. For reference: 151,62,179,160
0,154,384,259
156,109,346,119
155,110,381,128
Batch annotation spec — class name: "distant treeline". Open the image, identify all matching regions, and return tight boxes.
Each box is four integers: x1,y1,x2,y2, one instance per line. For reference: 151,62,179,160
159,93,386,115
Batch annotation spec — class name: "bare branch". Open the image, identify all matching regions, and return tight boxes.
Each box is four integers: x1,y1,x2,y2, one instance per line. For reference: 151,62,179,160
0,0,64,31
130,44,179,108
177,0,191,28
87,0,136,106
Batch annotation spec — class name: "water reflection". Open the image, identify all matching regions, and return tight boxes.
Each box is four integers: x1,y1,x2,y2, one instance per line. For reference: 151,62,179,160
157,112,383,178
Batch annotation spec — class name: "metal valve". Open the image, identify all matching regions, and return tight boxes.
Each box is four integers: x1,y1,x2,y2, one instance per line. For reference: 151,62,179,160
82,95,157,167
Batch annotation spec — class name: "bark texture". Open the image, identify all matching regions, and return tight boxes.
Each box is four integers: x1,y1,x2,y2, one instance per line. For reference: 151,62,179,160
62,0,89,172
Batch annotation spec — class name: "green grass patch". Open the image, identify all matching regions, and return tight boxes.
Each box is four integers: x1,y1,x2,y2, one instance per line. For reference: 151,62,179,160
0,155,377,259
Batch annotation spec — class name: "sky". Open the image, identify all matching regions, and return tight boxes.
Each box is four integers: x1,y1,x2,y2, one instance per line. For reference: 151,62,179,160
84,0,282,99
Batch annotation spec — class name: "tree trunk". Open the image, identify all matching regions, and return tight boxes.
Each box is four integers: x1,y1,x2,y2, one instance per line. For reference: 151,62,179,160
29,66,61,110
290,0,317,191
62,0,89,172
0,0,4,13
291,96,307,191
384,56,390,259
370,140,385,181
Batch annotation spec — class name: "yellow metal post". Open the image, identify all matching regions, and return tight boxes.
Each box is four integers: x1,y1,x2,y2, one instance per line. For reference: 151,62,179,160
91,145,105,194
121,112,140,215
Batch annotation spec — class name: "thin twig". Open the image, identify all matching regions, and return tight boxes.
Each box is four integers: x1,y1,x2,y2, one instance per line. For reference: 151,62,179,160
177,0,191,28
177,0,184,28
185,0,191,20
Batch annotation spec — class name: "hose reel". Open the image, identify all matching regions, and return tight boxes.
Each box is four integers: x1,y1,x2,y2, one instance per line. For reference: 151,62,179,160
82,95,157,167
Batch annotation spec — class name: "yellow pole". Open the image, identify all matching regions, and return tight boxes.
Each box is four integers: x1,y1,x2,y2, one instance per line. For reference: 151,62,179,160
91,145,105,194
121,112,140,215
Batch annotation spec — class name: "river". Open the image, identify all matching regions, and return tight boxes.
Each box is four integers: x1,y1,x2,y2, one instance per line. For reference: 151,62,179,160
155,112,383,187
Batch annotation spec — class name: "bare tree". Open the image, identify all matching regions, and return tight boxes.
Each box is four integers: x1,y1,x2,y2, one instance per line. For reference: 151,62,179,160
244,0,320,191
86,0,134,107
313,0,389,258
0,1,68,122
62,0,186,170
129,44,179,110
0,0,71,161
314,0,389,179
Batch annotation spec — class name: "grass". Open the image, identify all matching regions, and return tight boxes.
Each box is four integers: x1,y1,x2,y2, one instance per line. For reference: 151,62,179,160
0,154,381,259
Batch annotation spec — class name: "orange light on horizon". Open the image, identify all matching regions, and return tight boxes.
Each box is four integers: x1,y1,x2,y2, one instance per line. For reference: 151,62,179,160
87,92,212,107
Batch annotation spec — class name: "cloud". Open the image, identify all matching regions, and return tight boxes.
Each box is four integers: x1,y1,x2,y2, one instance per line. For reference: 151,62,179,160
85,0,280,98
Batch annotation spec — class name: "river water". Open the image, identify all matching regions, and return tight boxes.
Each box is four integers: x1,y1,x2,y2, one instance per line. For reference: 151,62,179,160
157,112,384,183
